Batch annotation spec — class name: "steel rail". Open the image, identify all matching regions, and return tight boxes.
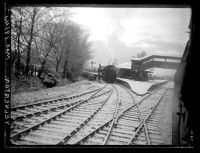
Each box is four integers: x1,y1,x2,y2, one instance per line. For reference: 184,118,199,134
74,103,138,145
116,84,150,145
11,89,111,122
102,85,120,145
57,88,114,145
11,85,107,141
74,85,141,145
73,83,169,145
11,87,103,111
128,84,170,145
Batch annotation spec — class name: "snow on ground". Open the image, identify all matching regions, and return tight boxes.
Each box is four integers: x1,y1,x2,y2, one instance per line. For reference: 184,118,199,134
159,82,174,144
117,78,167,95
11,80,104,107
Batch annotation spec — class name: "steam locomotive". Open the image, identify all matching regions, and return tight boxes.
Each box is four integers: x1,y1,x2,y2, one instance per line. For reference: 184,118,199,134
101,65,117,83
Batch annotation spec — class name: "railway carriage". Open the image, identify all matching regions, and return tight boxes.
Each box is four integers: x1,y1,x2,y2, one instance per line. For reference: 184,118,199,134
173,16,196,146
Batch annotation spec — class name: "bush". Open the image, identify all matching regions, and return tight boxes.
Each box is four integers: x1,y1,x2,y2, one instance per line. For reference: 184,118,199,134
11,75,43,93
39,67,65,88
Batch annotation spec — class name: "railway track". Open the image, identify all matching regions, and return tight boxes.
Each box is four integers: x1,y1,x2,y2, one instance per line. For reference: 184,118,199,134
64,84,143,145
129,83,171,145
10,85,112,121
11,82,171,145
11,85,113,145
64,84,138,145
68,82,170,145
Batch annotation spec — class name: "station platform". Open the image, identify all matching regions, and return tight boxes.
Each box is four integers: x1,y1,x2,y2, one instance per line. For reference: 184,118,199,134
116,78,168,95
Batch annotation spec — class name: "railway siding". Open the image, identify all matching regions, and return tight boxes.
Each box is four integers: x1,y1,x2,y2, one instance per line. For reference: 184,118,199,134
10,81,172,145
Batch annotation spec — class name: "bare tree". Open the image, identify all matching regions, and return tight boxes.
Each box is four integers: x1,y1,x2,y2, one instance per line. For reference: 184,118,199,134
11,6,70,75
34,22,60,77
67,25,92,78
48,21,68,72
51,21,92,79
12,7,92,81
137,50,147,58
61,22,80,77
11,7,29,74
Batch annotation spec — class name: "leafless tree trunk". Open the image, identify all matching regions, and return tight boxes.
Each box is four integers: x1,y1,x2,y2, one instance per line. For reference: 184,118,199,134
24,7,38,75
36,22,58,78
15,17,23,74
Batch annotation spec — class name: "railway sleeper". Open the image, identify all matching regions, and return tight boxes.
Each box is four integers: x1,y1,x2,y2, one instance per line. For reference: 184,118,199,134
115,124,135,131
87,120,108,126
61,115,87,121
109,131,133,139
85,124,102,131
93,114,114,118
98,127,133,136
51,120,80,127
14,109,33,114
111,126,135,134
93,133,107,140
89,117,113,122
108,135,130,143
28,131,63,140
117,120,140,127
70,110,96,116
39,105,58,109
74,108,96,113
34,106,54,111
123,113,140,118
86,137,104,144
19,118,41,124
56,118,82,124
38,127,70,134
120,117,140,122
11,111,27,116
66,113,91,118
124,111,140,116
25,108,45,112
112,128,136,136
116,123,137,130
77,103,102,107
79,103,103,108
43,124,76,131
33,128,66,137
20,134,58,145
13,121,34,127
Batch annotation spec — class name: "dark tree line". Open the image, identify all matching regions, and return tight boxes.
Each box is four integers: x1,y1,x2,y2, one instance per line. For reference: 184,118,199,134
11,6,92,80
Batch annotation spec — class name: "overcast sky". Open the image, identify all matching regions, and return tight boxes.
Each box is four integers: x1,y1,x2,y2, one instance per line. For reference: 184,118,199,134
70,7,191,67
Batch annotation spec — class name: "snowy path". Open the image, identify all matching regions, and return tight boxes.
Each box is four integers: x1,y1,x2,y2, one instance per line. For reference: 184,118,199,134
117,78,167,95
